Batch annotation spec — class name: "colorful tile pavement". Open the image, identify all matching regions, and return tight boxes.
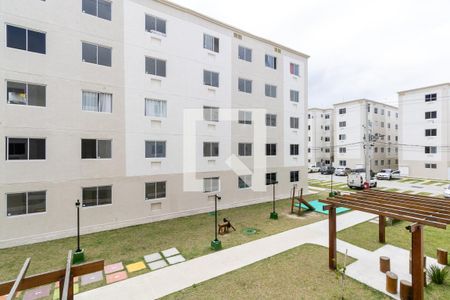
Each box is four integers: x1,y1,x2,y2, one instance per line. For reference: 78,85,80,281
161,247,179,257
80,271,103,286
105,271,128,284
126,261,146,273
148,259,168,270
23,284,51,300
166,254,186,265
104,262,124,274
144,252,163,263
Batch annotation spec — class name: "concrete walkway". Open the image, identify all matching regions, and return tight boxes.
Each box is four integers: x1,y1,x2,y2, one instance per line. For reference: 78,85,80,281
76,211,375,300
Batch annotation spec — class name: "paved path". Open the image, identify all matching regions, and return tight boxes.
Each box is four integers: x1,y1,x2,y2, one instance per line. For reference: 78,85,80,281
76,211,375,300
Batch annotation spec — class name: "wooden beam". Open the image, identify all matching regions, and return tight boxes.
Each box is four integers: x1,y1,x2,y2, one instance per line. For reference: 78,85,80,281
6,257,30,300
379,215,386,243
329,206,337,270
363,190,450,208
61,250,73,300
410,224,424,300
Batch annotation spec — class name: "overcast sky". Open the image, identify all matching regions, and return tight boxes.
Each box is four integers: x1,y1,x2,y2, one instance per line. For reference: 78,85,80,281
171,0,450,108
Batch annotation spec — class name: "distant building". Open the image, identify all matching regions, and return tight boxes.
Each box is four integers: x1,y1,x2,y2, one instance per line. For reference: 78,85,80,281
398,83,450,180
307,108,334,166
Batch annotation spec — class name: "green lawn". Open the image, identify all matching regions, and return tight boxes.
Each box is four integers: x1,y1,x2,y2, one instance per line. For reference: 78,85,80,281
338,221,450,299
163,244,388,300
0,192,329,282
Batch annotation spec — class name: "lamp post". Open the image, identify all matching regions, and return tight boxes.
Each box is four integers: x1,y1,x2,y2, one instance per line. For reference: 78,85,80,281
210,194,222,250
72,199,85,263
269,180,279,219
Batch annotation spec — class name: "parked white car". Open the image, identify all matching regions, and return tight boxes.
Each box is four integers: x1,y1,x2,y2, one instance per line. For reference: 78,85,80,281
391,170,401,180
444,185,450,198
334,167,351,176
308,165,321,173
347,172,377,189
376,169,393,180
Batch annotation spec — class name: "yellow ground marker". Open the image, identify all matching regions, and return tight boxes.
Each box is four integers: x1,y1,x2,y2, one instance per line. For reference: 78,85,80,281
126,261,147,273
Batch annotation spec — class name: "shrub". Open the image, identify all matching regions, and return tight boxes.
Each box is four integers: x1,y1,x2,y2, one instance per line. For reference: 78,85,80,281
427,264,448,284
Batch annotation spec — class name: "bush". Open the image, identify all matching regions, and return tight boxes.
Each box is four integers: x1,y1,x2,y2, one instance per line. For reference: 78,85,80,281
427,264,448,284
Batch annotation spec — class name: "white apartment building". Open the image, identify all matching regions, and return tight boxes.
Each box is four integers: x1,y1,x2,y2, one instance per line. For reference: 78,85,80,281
398,83,450,180
333,99,399,172
0,0,308,247
307,108,333,166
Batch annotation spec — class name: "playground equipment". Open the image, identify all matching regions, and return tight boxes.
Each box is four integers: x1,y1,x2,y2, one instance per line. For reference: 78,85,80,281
290,186,315,216
218,218,236,235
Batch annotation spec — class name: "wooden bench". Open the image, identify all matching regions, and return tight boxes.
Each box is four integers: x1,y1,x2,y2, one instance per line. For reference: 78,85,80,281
379,256,390,273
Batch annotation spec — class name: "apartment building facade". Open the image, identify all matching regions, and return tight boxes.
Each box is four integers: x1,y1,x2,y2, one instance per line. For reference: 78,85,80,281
333,99,399,172
398,83,450,180
307,108,333,166
0,0,308,247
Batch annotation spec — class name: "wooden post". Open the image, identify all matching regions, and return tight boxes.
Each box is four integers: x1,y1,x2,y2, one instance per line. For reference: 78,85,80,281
379,215,386,243
329,206,337,270
437,248,448,265
400,280,412,300
410,224,424,300
290,185,296,214
386,271,398,294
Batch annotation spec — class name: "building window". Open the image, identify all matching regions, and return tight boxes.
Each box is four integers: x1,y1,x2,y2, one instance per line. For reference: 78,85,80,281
82,91,112,112
82,185,112,207
265,84,277,98
290,144,299,155
204,177,219,192
425,163,437,169
266,144,277,156
290,117,299,129
338,134,346,141
82,42,111,66
308,125,311,131
381,148,385,153
145,14,166,35
145,57,166,77
387,123,391,129
203,142,219,157
82,0,111,20
266,114,277,127
339,121,346,127
6,137,45,160
325,137,330,142
145,141,166,158
339,160,346,166
290,63,299,76
238,78,252,93
266,172,277,185
6,25,46,54
290,90,299,102
339,147,346,153
375,160,378,166
325,148,330,153
145,181,166,200
203,70,219,87
265,54,277,69
81,139,111,159
325,114,330,119
324,126,330,131
238,111,252,124
203,34,219,53
145,99,167,117
338,108,346,114
290,171,299,182
381,109,385,115
425,146,437,154
238,46,252,62
203,106,219,122
238,175,252,189
7,81,46,106
425,129,437,137
6,191,46,216
425,111,437,119
425,93,437,102
238,143,252,156
381,122,385,128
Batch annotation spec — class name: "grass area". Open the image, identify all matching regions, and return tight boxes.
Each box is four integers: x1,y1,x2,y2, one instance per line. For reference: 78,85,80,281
0,192,329,283
385,188,400,192
338,221,450,300
416,192,433,196
163,244,388,300
308,180,354,193
402,190,415,194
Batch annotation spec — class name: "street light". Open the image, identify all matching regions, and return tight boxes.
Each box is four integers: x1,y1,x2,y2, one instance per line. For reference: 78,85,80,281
73,199,85,264
269,180,279,220
210,194,222,251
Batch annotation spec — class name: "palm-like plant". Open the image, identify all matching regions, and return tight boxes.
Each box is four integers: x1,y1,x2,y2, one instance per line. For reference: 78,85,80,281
427,264,448,284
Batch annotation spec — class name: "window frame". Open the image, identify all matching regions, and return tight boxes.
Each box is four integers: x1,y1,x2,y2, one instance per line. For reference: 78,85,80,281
264,84,277,98
203,33,219,53
145,56,166,77
265,172,277,185
82,185,112,207
82,90,113,113
203,106,219,122
290,63,299,76
145,140,166,158
6,190,47,217
145,14,167,35
6,80,46,107
290,117,299,129
238,143,252,156
203,177,220,193
290,144,299,156
238,110,252,125
290,171,299,182
425,93,437,102
266,143,277,156
238,46,252,62
5,137,46,160
81,138,112,159
82,41,112,67
290,90,299,102
264,54,277,69
6,24,46,54
203,70,219,88
265,114,277,127
145,181,166,200
203,142,219,157
238,175,252,189
238,78,252,93
145,98,167,118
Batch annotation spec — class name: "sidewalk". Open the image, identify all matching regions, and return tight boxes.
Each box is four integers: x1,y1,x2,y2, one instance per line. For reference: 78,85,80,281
76,211,375,300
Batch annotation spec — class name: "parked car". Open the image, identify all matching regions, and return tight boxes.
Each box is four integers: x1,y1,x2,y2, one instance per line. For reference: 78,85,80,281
334,167,351,176
320,166,335,175
308,165,321,173
444,185,450,198
391,170,401,180
376,169,393,180
352,168,376,178
347,172,377,189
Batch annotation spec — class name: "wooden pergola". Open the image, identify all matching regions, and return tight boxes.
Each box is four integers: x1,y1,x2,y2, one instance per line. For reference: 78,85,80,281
322,189,450,300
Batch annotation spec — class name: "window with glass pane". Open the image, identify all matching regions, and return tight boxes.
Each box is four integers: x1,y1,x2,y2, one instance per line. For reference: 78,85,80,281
7,25,46,54
203,70,219,87
290,171,299,182
6,137,45,160
82,42,111,66
98,186,112,205
203,34,219,53
98,45,112,66
27,191,46,214
238,111,252,124
265,114,277,127
27,84,46,106
145,57,166,77
82,42,97,64
82,91,112,112
6,193,26,216
204,177,219,192
7,81,27,105
238,175,251,189
81,139,97,159
203,106,219,122
425,93,437,102
28,138,46,159
290,90,299,102
145,99,167,117
82,187,97,207
97,140,111,158
238,143,252,156
82,0,111,21
266,144,276,156
238,78,252,93
265,54,277,69
290,117,299,129
265,173,277,185
203,142,219,157
265,84,277,98
145,14,166,34
290,63,299,76
27,30,46,54
290,144,299,155
145,181,166,200
82,186,111,207
145,141,166,158
238,46,252,62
